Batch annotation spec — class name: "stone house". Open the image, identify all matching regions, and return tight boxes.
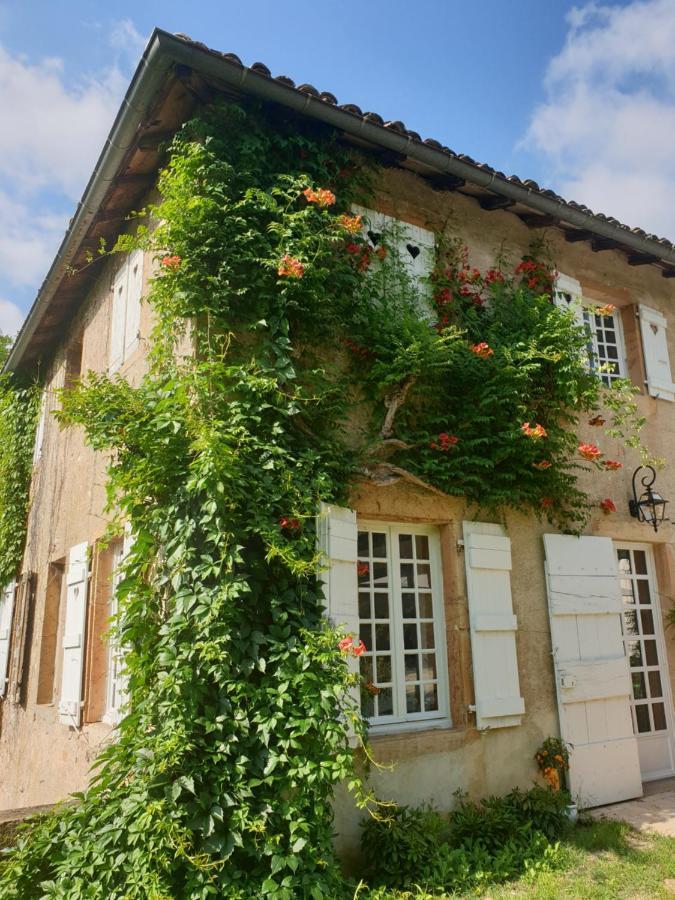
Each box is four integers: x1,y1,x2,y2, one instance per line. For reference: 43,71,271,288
2,29,675,859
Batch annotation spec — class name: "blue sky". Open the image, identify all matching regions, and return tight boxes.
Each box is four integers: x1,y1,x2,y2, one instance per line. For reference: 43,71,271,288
1,0,673,334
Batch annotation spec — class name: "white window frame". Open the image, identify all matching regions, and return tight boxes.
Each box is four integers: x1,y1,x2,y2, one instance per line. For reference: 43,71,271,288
103,542,126,726
554,273,627,385
357,521,450,734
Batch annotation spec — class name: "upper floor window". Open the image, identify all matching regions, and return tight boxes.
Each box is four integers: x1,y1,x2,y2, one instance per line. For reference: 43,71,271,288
110,250,143,373
357,523,449,729
554,273,627,386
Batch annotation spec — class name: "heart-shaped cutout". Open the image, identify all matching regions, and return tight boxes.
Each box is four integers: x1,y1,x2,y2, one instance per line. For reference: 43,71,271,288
651,323,659,335
406,243,421,259
367,230,381,246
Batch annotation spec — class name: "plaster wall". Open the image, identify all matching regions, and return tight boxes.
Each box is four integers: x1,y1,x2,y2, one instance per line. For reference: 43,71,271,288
1,165,675,873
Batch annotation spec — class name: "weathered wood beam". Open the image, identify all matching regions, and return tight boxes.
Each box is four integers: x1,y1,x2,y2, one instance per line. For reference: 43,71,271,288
591,238,623,252
518,212,557,228
137,131,175,151
627,252,659,266
426,173,465,191
479,194,515,211
564,229,594,243
661,268,675,278
115,173,156,186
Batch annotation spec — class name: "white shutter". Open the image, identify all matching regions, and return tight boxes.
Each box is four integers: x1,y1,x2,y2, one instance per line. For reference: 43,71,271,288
0,581,16,699
544,534,642,807
110,262,128,373
32,390,47,465
463,522,524,730
317,503,360,730
59,542,89,727
124,250,143,361
639,305,675,401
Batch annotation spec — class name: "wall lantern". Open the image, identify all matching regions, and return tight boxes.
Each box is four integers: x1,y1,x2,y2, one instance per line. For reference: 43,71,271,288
629,465,668,532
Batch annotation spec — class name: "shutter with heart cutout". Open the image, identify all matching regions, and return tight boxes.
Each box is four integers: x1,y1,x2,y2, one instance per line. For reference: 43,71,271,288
639,305,675,402
463,521,525,730
0,581,16,699
59,542,89,726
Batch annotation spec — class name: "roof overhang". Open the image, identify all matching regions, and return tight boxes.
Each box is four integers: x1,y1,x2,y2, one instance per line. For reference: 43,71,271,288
7,27,675,373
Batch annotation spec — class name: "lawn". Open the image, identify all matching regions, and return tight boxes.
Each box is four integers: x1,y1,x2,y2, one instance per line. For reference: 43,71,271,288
357,818,675,899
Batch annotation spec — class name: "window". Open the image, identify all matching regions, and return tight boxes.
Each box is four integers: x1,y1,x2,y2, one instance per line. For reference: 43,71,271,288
356,523,449,728
64,332,84,389
554,273,627,386
36,561,64,704
109,250,143,372
104,542,127,725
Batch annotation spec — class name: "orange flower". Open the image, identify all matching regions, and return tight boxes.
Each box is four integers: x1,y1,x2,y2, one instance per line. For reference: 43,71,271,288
278,255,305,278
161,254,181,270
597,304,616,316
521,422,547,440
603,459,623,470
600,498,617,515
338,636,353,653
364,681,381,696
303,186,336,207
353,640,367,657
470,342,494,359
588,414,606,427
540,497,554,509
338,636,367,657
375,246,387,261
533,460,552,470
579,442,602,461
339,213,362,234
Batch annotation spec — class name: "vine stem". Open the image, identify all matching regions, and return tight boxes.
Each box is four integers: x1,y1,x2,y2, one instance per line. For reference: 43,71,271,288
380,374,416,439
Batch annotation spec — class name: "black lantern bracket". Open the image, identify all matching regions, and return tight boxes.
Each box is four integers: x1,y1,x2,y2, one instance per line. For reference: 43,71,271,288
629,465,669,532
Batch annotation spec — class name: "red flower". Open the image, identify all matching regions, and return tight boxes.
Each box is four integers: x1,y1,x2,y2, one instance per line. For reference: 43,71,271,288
346,243,361,255
521,422,547,440
303,186,336,207
470,342,494,359
603,460,623,470
579,443,602,461
600,498,617,515
161,254,181,270
458,267,481,285
533,460,552,470
357,562,369,577
353,640,367,657
338,636,367,656
540,496,554,509
485,268,505,285
279,516,301,531
278,255,305,278
434,287,452,305
430,432,459,451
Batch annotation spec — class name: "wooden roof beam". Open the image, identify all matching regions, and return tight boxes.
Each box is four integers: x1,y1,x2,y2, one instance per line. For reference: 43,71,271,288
518,212,557,228
479,194,515,211
564,229,594,243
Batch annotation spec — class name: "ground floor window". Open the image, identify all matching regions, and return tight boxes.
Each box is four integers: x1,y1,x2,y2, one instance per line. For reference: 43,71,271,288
357,523,449,728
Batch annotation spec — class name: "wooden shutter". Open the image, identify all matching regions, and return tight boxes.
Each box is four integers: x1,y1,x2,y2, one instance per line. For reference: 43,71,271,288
59,542,89,726
317,503,360,728
639,305,675,401
463,522,524,730
32,390,47,465
544,534,642,806
110,262,128,373
7,573,35,704
0,581,16,699
124,250,143,361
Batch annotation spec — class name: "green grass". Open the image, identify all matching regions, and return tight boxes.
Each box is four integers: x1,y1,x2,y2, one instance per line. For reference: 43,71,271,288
356,818,675,899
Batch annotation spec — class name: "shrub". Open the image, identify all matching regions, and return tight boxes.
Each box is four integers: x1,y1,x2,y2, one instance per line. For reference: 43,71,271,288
360,806,449,889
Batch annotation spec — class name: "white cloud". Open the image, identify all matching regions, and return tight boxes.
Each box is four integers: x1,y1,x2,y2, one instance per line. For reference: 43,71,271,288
522,0,675,239
0,298,26,336
0,20,145,319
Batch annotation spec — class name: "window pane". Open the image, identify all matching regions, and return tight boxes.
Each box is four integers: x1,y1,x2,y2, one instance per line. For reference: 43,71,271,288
640,609,655,635
372,562,388,586
375,624,390,652
634,551,647,575
400,563,415,588
421,653,437,681
358,563,370,586
406,684,421,713
423,683,438,712
361,692,374,718
645,640,658,666
405,655,419,682
360,623,372,649
403,624,418,649
637,580,651,605
421,622,435,650
627,641,642,667
415,535,429,559
418,593,433,618
378,688,393,717
376,655,392,684
399,534,413,559
358,592,371,619
372,532,387,558
417,564,431,589
402,593,416,618
617,550,631,573
374,593,389,619
624,609,638,635
357,531,369,557
360,656,373,683
632,672,647,700
635,704,651,733
649,670,663,699
653,702,667,731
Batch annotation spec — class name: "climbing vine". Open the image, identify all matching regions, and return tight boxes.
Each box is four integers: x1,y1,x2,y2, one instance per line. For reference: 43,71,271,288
0,101,649,898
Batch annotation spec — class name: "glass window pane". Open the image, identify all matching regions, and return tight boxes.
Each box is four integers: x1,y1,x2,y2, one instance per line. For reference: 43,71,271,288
358,563,370,586
359,656,373,683
645,640,659,666
357,531,369,557
640,609,655,635
421,653,437,681
423,683,438,712
417,564,431,589
637,580,651,605
373,593,389,619
372,532,387,558
402,593,416,618
375,624,390,652
372,562,388,587
624,609,639,635
405,655,419,682
358,592,371,619
634,551,648,575
632,672,647,700
415,535,430,559
617,550,631,573
403,624,418,649
360,623,372,649
377,688,393,717
636,704,651,733
400,563,415,588
376,655,392,684
361,692,374,718
406,684,421,713
418,593,433,618
627,641,642,667
653,702,667,731
649,670,663,698
399,534,413,559
421,622,435,649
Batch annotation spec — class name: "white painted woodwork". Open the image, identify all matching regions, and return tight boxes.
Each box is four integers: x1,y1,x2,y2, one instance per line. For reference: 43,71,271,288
639,305,675,401
463,522,524,730
104,538,130,726
0,581,16,698
58,542,89,727
110,262,128,373
32,390,47,465
544,534,642,807
124,250,143,361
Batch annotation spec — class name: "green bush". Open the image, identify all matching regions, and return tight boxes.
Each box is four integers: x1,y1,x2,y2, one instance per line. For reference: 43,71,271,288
360,786,568,892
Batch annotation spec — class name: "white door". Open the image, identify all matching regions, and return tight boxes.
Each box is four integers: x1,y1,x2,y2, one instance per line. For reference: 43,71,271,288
544,534,643,807
616,544,675,780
